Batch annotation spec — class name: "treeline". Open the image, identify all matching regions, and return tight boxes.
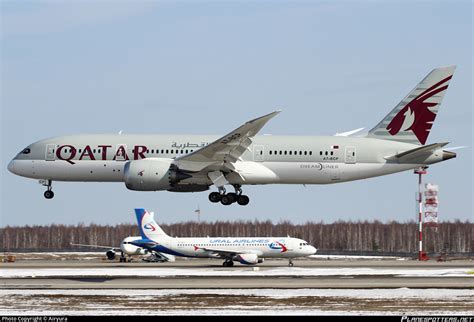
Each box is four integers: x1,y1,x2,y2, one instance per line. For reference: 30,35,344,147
1,220,472,254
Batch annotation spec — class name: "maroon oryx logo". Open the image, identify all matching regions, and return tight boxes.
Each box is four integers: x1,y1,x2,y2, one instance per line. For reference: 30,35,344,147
386,75,452,145
138,170,145,177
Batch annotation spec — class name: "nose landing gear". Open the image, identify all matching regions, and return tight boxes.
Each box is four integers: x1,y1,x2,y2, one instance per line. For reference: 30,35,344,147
208,185,250,206
40,180,54,199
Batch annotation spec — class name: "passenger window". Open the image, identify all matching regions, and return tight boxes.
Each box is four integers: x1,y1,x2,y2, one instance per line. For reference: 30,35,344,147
304,151,307,155
289,151,292,155
309,151,312,155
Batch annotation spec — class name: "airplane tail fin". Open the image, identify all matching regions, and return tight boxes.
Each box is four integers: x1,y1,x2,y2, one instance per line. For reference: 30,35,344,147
367,66,456,145
134,208,170,241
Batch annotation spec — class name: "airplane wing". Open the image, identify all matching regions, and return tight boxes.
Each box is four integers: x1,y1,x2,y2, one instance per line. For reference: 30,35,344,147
196,246,255,258
129,239,159,249
385,142,449,162
70,243,120,252
175,111,281,172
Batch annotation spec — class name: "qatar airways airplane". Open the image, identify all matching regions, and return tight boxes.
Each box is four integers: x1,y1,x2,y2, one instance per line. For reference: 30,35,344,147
132,208,317,266
8,66,457,205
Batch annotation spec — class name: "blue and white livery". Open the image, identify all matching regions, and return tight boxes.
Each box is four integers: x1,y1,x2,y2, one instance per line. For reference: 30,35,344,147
132,208,317,267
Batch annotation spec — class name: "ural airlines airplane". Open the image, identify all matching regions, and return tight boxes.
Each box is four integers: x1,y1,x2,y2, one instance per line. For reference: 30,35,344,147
8,66,457,205
132,208,317,266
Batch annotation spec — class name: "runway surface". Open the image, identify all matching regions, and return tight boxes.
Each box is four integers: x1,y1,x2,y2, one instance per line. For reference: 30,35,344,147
1,253,473,315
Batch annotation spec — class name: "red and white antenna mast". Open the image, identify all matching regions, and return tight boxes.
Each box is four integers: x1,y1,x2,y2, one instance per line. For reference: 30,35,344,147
414,166,429,261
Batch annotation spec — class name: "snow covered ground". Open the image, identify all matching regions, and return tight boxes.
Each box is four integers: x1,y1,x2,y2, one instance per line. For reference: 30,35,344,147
1,288,473,315
1,266,472,278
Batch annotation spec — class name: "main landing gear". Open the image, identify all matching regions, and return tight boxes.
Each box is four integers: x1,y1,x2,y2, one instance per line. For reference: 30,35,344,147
40,180,54,199
208,185,250,206
222,259,234,267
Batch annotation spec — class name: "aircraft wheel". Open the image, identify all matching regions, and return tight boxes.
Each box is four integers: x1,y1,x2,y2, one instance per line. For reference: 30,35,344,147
220,194,233,206
44,190,54,199
209,192,221,203
227,193,237,203
237,195,249,206
223,260,234,267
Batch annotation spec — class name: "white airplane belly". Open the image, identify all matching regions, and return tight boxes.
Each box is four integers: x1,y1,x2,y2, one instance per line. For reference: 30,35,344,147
225,161,279,184
10,160,125,182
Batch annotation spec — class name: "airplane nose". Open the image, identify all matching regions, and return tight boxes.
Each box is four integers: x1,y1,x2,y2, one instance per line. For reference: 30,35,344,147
7,160,16,174
310,246,318,255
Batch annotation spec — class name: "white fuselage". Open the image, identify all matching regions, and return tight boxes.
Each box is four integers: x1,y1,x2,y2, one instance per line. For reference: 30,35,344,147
143,236,316,259
7,134,449,189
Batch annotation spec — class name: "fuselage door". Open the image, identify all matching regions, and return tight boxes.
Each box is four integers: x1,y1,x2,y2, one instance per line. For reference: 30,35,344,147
45,144,56,161
253,145,265,162
345,146,356,164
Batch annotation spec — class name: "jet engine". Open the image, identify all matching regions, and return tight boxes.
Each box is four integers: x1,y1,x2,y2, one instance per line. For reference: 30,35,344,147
235,254,264,265
106,250,116,260
124,159,190,191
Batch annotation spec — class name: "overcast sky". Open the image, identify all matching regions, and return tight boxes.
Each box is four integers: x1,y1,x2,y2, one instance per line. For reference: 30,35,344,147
1,1,472,227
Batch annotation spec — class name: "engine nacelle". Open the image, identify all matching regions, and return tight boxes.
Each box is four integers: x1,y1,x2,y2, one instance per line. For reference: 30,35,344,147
106,250,116,260
236,253,262,265
124,159,190,191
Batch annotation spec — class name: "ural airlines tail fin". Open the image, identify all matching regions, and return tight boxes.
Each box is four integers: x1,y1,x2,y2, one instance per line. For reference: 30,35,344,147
367,66,456,145
134,208,170,241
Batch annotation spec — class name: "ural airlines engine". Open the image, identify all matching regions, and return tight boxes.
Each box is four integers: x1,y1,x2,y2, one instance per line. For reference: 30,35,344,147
56,144,191,191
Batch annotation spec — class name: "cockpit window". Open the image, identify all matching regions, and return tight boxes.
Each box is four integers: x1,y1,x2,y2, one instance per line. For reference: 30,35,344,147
21,148,31,154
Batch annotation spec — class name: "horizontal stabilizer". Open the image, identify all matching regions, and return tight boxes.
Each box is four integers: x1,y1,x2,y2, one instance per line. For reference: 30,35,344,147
385,142,449,161
334,127,365,137
443,146,467,151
